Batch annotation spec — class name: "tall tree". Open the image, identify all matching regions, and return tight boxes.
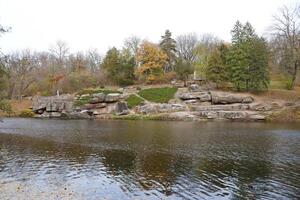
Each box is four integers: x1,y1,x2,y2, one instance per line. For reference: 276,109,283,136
101,47,135,86
206,43,229,87
227,21,269,91
271,5,300,88
176,33,198,64
136,41,168,83
159,30,177,72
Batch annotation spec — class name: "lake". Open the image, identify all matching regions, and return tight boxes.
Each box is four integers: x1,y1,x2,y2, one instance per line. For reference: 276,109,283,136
0,118,299,199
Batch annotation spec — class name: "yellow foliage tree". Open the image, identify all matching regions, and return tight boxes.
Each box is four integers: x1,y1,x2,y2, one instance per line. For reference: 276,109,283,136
136,41,168,83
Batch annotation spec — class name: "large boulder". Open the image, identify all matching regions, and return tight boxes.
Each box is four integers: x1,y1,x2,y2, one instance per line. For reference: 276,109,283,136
90,93,106,104
61,111,92,119
179,92,211,102
192,104,250,111
82,103,107,110
92,103,117,115
32,95,74,113
188,84,202,92
211,92,254,104
168,112,197,121
105,93,122,103
137,103,187,114
249,102,273,111
115,101,130,115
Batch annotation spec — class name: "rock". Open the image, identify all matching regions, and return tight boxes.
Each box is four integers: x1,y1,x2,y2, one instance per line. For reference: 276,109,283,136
137,103,187,114
115,101,130,115
49,112,61,118
82,103,107,110
61,111,92,119
196,111,218,119
179,93,199,100
249,103,272,111
168,112,197,121
192,104,250,111
189,84,201,92
218,111,248,119
105,93,122,103
93,103,117,115
211,92,254,104
32,95,74,113
184,99,199,104
179,92,211,102
249,114,266,120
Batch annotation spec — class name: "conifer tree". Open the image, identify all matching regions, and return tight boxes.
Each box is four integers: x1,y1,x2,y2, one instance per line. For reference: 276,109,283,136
227,21,269,91
159,30,177,72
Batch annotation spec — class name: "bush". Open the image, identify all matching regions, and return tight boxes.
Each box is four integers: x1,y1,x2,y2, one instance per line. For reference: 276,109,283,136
0,100,12,115
285,78,293,90
138,87,177,103
19,109,34,118
126,94,144,108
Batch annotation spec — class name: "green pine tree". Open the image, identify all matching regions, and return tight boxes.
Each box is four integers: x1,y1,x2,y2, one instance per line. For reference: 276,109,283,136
159,30,177,72
206,43,229,88
227,21,269,91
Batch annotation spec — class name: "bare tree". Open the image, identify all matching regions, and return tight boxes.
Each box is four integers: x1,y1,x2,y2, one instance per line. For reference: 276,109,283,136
87,48,101,73
49,40,69,69
271,4,300,88
124,36,141,56
8,50,37,100
176,33,198,64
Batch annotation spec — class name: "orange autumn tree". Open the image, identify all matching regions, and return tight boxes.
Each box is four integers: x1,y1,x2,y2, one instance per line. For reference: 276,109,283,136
136,41,168,83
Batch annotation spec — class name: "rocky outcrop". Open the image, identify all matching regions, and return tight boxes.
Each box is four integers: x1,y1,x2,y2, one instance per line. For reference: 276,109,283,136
211,92,254,104
115,101,130,115
105,93,122,103
191,104,250,111
179,92,211,102
32,95,74,118
137,103,188,114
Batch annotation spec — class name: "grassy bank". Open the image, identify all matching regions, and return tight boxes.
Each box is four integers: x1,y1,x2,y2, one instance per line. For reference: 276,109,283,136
138,87,177,103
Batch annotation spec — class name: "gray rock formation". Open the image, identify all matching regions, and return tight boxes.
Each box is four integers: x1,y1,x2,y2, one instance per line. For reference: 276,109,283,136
32,95,74,114
105,93,122,103
90,93,106,104
115,101,130,115
137,103,187,114
211,92,254,104
179,92,211,102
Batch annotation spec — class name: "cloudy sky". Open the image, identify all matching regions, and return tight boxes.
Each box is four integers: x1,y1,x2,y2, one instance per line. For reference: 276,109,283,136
0,0,297,54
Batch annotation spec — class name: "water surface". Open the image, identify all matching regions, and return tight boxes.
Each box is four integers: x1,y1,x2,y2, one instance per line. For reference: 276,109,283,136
0,118,299,199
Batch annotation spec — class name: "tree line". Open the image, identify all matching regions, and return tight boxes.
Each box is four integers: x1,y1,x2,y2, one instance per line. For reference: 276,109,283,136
0,4,299,100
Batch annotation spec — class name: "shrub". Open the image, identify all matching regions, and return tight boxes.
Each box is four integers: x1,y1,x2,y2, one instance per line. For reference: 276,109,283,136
19,109,34,118
0,100,12,115
126,94,144,108
285,78,293,90
138,87,177,103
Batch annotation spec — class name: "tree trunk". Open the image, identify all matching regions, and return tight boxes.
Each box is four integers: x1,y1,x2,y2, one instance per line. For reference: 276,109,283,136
291,60,299,89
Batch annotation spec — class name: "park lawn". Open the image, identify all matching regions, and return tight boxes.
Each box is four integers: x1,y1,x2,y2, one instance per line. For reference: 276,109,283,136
138,87,177,103
125,94,144,108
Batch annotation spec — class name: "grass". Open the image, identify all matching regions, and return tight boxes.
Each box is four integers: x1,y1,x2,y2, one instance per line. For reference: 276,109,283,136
138,87,177,103
77,88,122,96
125,94,144,108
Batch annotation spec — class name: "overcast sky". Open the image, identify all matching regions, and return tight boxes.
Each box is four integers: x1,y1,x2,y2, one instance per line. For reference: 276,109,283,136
0,0,297,54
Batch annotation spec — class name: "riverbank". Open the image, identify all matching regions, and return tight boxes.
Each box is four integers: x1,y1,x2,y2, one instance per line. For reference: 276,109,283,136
2,84,300,122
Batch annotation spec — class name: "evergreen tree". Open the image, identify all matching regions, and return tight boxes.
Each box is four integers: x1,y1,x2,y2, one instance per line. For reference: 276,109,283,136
206,43,229,87
227,21,269,91
101,47,135,86
159,30,177,72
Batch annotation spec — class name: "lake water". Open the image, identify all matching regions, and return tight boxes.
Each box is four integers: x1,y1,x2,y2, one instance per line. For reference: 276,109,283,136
0,118,299,199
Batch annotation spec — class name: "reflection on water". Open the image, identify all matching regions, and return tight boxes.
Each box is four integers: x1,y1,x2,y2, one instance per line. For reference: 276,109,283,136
0,118,300,199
